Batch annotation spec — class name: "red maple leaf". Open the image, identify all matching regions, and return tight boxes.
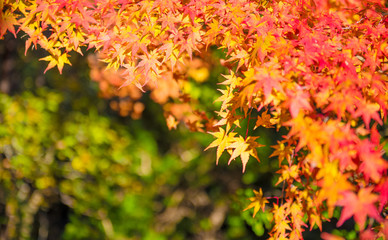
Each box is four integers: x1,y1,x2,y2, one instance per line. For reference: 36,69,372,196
253,67,285,99
0,9,18,38
287,88,313,118
357,139,388,183
375,179,388,211
354,100,383,129
336,188,382,228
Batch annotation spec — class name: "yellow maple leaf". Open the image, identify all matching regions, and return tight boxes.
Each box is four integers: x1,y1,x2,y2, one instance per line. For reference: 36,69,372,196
39,52,71,74
205,127,237,164
270,140,294,166
244,189,269,217
228,136,263,172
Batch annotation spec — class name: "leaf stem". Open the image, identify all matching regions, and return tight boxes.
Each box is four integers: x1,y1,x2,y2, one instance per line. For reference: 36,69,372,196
245,108,253,140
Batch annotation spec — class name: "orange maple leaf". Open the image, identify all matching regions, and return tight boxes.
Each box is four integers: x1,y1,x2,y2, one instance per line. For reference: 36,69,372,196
270,140,294,167
166,114,178,130
254,109,274,129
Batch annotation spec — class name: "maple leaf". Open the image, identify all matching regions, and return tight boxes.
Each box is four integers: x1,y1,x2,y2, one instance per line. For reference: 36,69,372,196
357,139,388,183
182,4,197,24
205,127,237,164
270,140,294,166
289,202,307,236
271,203,292,239
276,165,299,184
309,211,323,231
316,161,354,217
159,41,173,64
250,34,275,64
227,136,263,173
324,90,357,121
354,101,383,128
214,110,242,132
243,189,269,217
39,53,72,74
253,67,285,99
255,109,274,129
287,88,313,118
336,188,382,228
138,50,162,77
321,232,345,240
0,9,18,38
375,179,388,211
226,49,249,71
166,114,178,130
360,228,378,240
204,18,222,48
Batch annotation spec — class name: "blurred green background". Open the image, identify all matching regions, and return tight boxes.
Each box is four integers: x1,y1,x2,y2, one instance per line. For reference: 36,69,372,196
0,34,280,240
0,33,362,240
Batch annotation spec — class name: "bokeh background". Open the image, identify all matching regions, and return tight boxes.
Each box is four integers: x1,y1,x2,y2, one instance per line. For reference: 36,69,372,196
0,33,277,240
0,34,361,240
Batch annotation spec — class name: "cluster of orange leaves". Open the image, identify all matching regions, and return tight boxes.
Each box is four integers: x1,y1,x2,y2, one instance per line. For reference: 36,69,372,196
1,0,388,239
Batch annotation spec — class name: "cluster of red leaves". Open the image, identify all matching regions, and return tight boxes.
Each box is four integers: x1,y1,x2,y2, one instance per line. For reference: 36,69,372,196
1,0,388,239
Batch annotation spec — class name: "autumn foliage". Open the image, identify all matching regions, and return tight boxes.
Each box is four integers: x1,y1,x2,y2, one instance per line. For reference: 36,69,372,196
1,0,388,239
